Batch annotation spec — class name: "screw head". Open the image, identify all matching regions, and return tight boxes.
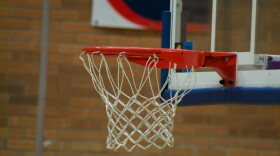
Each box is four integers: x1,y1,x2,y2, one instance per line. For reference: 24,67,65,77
228,79,234,84
219,80,225,85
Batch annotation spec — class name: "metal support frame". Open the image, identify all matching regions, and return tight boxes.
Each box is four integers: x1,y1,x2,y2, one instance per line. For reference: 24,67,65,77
210,0,217,51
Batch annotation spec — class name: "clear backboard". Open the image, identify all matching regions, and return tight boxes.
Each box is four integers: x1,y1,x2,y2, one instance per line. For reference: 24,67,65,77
161,0,280,105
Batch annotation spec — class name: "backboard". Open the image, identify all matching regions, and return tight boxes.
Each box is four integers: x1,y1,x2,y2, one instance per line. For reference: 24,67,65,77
162,0,280,105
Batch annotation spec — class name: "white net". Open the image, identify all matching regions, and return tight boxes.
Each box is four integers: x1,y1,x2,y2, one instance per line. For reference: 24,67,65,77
79,51,196,152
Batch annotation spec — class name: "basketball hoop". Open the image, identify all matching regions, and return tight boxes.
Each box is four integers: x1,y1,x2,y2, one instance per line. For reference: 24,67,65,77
80,46,237,151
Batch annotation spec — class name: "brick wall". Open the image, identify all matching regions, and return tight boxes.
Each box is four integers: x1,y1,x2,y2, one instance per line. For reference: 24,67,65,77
0,0,279,156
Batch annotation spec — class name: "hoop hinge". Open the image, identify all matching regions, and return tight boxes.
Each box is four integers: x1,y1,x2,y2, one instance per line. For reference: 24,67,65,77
203,52,237,86
161,50,237,87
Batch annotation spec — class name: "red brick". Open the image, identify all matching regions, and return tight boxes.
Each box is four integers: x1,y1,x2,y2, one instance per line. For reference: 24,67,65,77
226,105,258,115
258,128,280,138
213,137,240,147
258,107,280,117
240,138,280,149
78,10,91,21
62,22,94,33
131,146,165,154
24,85,38,95
57,130,105,141
0,128,8,138
46,97,70,107
56,75,72,85
69,97,103,109
139,36,161,48
58,86,92,97
8,139,34,150
24,151,56,156
29,20,41,30
88,110,107,120
8,117,36,128
182,136,212,145
186,33,211,51
15,8,41,19
0,127,26,139
61,0,91,10
70,119,104,129
177,106,195,113
49,54,77,65
0,83,24,94
0,41,40,51
8,73,38,84
197,148,226,156
71,75,93,86
240,127,258,137
47,21,61,32
228,150,257,156
44,129,58,139
108,35,139,47
173,112,183,123
77,34,109,45
242,118,274,128
22,52,39,63
69,141,104,152
48,152,90,156
173,124,195,135
28,0,59,9
58,44,84,54
26,106,59,117
42,140,69,151
25,128,57,139
0,30,13,41
9,95,37,105
48,43,60,53
193,105,226,114
12,31,40,42
195,124,227,136
49,32,76,43
182,113,211,124
0,94,9,104
58,65,87,76
0,105,27,116
0,140,3,148
46,85,59,96
50,10,79,21
45,118,70,129
211,115,242,126
0,151,22,156
0,0,31,6
0,19,31,29
50,0,62,9
165,146,194,156
227,126,240,137
0,117,8,127
47,65,59,75
275,120,280,128
230,42,250,52
260,151,280,156
24,128,35,139
59,108,89,118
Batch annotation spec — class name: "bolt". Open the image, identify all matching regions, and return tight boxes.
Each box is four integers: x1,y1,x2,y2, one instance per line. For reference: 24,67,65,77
228,79,234,84
225,57,229,62
219,80,225,85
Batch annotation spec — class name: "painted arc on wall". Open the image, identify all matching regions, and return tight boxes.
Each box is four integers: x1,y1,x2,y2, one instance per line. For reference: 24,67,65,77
91,0,209,31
